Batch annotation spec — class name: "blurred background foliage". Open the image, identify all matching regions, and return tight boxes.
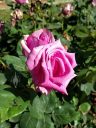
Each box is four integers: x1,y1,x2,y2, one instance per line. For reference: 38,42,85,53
0,0,96,127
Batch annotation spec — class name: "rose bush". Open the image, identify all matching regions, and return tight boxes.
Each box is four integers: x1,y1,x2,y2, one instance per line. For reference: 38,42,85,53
21,29,77,94
1,0,96,127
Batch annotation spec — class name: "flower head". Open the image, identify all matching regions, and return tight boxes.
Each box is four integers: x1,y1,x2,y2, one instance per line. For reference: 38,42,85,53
21,29,77,95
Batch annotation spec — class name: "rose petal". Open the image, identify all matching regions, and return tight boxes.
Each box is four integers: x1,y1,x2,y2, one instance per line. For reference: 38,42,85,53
26,35,39,50
92,0,96,6
52,57,65,77
21,39,31,57
65,52,77,68
39,29,54,43
37,86,51,95
32,29,55,43
26,46,49,85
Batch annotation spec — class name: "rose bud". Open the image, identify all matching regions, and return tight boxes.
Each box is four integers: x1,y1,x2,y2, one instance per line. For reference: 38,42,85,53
0,21,4,34
21,29,77,95
62,3,74,17
11,18,17,27
21,29,55,57
29,3,35,16
11,9,23,20
15,0,29,4
92,0,96,6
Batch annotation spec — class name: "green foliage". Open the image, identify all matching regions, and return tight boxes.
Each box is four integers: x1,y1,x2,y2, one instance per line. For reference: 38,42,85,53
20,94,57,128
0,73,7,85
0,122,11,128
0,0,96,127
80,83,94,95
0,86,28,123
53,102,80,125
79,102,91,115
0,10,11,22
2,55,26,72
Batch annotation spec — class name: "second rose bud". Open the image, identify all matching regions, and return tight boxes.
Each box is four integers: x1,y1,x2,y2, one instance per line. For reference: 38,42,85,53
11,9,23,26
62,3,74,17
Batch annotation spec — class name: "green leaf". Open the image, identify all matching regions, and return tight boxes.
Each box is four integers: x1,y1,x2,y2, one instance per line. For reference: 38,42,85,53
91,30,96,39
20,112,37,128
0,10,11,22
89,66,96,72
10,27,18,35
71,96,79,106
0,122,11,128
0,90,16,123
29,96,44,120
0,90,15,107
75,25,89,38
40,92,59,113
53,102,80,124
0,73,7,85
0,89,28,123
3,55,26,72
48,23,62,29
48,0,74,5
78,69,88,76
35,115,54,128
9,115,21,123
20,112,54,128
0,85,11,90
79,102,91,114
29,92,59,117
14,124,19,128
0,108,9,123
16,41,26,63
20,93,57,128
80,83,94,95
7,97,28,119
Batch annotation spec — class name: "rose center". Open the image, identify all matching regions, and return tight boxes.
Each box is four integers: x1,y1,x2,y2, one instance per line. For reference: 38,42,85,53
51,56,65,77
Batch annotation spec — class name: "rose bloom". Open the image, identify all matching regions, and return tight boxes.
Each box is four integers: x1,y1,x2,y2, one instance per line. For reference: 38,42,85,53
15,0,29,4
21,29,77,95
92,0,96,6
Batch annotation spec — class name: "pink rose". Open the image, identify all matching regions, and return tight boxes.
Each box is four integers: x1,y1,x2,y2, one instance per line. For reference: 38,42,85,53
92,0,96,6
15,0,29,4
21,29,77,95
